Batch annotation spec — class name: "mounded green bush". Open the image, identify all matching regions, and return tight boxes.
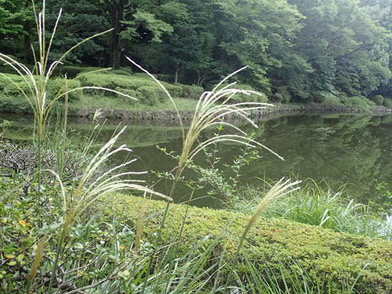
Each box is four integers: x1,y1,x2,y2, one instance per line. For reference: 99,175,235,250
105,194,392,294
59,66,103,78
76,71,203,105
164,83,184,98
0,73,24,91
115,87,141,100
0,73,81,101
273,86,292,103
313,91,341,105
219,83,268,103
180,84,204,100
371,95,385,106
341,96,376,111
0,96,31,113
76,72,130,93
137,86,162,106
321,95,342,106
384,98,392,108
47,78,82,101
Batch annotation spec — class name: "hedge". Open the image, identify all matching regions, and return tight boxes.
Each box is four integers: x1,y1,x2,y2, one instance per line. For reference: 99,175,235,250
0,73,82,101
104,194,392,294
76,72,203,102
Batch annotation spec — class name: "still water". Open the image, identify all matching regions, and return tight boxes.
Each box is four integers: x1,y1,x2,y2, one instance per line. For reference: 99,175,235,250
3,113,392,211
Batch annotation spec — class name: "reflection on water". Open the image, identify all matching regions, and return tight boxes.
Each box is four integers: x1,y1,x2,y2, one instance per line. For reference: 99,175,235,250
2,113,392,210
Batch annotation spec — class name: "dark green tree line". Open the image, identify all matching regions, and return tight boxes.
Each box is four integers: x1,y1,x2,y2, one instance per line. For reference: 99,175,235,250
1,0,391,103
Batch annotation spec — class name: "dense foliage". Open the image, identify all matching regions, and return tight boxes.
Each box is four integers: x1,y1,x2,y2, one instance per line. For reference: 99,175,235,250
1,0,391,104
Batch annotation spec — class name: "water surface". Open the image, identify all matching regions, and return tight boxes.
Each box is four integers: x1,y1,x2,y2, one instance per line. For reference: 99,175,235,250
3,113,392,211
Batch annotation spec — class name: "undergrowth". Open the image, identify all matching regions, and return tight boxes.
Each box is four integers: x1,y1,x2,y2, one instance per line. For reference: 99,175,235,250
233,181,392,240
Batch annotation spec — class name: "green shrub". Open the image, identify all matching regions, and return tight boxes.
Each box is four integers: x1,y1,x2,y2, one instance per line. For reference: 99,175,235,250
60,66,102,78
180,84,204,100
312,91,341,105
165,83,184,98
47,78,82,101
78,72,157,91
109,67,133,76
383,98,392,108
273,86,292,103
371,95,385,106
0,96,30,113
76,72,200,105
77,72,126,91
321,95,342,106
137,86,162,105
0,73,24,91
1,74,81,101
341,96,375,111
115,87,141,100
219,83,268,103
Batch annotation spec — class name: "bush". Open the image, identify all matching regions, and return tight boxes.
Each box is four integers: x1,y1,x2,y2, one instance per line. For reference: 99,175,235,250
77,72,128,92
47,78,82,101
0,74,82,101
0,96,30,113
321,95,342,106
219,83,268,103
115,87,141,100
109,67,133,76
273,86,292,103
164,83,184,98
371,95,385,106
383,98,392,108
341,96,376,111
312,91,341,105
137,86,162,105
77,72,156,91
60,66,102,78
76,72,202,105
0,73,24,92
180,84,204,100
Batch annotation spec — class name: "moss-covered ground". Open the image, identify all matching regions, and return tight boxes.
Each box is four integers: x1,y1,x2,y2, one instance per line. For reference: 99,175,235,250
104,194,392,293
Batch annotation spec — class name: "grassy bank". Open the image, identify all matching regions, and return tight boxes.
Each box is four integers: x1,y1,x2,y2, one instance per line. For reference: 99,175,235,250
105,194,392,293
232,182,392,240
0,69,204,114
1,173,391,293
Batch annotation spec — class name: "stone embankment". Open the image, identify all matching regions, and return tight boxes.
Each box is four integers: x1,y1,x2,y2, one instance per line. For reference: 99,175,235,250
73,103,392,124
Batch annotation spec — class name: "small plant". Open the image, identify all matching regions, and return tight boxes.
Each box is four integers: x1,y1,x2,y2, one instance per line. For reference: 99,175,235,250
126,57,284,227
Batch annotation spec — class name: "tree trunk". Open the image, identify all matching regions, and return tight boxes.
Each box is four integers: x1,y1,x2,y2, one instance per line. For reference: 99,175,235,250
111,1,124,69
174,66,180,84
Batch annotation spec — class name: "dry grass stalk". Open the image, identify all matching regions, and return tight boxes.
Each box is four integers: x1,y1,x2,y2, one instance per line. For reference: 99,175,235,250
125,57,285,228
238,178,301,252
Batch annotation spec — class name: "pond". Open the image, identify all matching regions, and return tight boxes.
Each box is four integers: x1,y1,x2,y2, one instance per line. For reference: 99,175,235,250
2,113,392,212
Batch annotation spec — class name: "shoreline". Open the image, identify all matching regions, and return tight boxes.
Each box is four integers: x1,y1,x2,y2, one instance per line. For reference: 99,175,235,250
72,103,392,124
1,103,392,126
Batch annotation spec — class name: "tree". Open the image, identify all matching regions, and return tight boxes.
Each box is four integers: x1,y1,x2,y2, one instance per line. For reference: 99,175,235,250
46,0,109,65
288,0,391,100
0,0,33,61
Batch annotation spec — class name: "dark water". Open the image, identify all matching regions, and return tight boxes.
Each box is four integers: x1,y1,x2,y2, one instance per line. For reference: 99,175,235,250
2,113,392,211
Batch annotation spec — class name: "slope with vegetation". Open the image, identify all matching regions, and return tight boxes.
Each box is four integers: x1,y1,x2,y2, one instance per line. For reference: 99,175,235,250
1,0,392,107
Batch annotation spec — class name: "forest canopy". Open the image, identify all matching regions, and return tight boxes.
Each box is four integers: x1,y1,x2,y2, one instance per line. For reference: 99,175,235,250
0,0,391,103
